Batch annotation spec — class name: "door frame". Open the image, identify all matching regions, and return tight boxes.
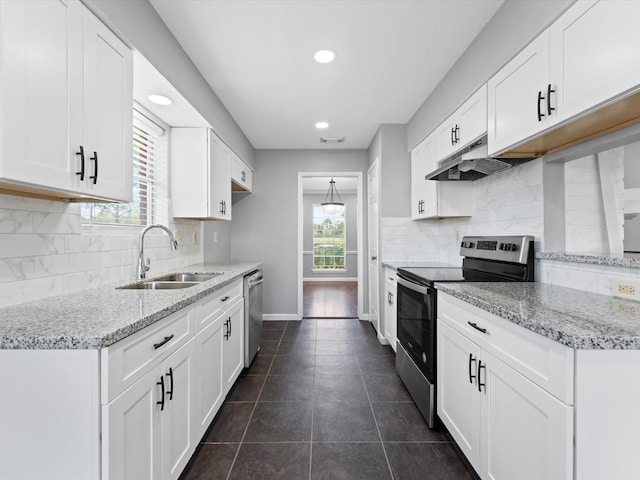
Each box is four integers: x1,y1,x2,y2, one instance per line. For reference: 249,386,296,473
297,171,364,320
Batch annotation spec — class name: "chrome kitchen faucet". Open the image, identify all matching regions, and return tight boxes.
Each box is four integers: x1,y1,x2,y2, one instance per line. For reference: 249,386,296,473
137,224,178,279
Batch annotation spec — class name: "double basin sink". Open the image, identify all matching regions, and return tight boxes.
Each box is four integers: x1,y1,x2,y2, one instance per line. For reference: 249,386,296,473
119,272,223,290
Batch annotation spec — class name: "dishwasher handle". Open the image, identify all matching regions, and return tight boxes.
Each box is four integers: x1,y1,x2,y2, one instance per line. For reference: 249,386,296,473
248,277,263,288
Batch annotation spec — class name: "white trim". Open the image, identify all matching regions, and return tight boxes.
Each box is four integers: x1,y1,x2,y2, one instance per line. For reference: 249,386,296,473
311,269,347,274
303,277,357,282
303,251,358,255
263,314,300,321
297,171,364,321
360,313,370,321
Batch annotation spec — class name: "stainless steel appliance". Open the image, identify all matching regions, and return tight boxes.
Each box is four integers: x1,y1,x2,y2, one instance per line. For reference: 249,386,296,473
395,235,534,428
244,269,263,367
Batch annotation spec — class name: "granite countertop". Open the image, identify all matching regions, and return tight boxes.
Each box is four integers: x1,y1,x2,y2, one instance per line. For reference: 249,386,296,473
536,251,640,268
0,262,261,350
435,282,640,350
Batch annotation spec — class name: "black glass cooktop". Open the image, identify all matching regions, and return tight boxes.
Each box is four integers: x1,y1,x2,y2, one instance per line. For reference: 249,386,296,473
397,267,465,286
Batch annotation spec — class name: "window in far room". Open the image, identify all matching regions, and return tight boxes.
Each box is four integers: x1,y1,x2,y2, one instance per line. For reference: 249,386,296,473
312,205,346,270
81,107,168,227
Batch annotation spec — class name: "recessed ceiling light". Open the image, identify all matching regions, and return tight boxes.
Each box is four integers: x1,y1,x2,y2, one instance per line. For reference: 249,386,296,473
148,94,173,106
315,121,329,129
314,50,335,64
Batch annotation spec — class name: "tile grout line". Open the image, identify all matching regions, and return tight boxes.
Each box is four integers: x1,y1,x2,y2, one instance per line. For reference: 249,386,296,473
359,350,396,480
309,319,318,480
223,325,283,480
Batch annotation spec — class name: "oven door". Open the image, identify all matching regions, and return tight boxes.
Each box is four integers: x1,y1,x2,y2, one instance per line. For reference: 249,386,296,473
396,273,436,383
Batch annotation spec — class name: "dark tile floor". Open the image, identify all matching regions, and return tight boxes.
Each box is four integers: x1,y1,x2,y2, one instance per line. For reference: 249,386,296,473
180,319,476,480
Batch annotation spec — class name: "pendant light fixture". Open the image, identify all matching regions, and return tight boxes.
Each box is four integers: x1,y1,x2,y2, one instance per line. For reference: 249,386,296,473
321,178,344,214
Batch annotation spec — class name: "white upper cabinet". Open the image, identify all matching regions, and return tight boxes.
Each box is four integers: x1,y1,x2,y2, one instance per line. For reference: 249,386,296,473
0,0,132,202
487,31,551,156
411,133,472,220
549,0,640,124
436,85,487,162
171,128,231,220
488,0,640,157
231,152,253,193
411,133,437,219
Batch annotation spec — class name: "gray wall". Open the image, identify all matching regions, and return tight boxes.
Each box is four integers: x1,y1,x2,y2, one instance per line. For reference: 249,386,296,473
407,0,574,150
230,150,368,317
370,124,411,218
303,193,358,279
85,0,255,167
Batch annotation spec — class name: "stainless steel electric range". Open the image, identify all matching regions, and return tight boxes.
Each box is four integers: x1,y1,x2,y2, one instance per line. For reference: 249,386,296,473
395,235,535,428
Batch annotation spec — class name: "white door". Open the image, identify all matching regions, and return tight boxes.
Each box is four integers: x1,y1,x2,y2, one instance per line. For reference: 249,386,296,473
437,320,482,472
480,350,573,480
194,314,225,440
222,299,245,391
102,366,162,480
367,160,381,336
0,0,84,192
162,339,196,480
550,0,640,126
82,9,132,201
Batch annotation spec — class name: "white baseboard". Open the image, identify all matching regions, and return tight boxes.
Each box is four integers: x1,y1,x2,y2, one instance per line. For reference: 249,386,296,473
360,314,370,321
263,314,300,321
303,277,358,282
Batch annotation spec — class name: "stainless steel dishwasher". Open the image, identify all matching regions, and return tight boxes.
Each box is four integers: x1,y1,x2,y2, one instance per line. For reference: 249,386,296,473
244,269,263,367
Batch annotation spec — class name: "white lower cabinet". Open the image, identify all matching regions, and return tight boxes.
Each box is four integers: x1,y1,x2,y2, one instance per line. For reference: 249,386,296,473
103,338,196,480
383,267,397,351
194,313,225,440
437,293,573,480
223,298,245,391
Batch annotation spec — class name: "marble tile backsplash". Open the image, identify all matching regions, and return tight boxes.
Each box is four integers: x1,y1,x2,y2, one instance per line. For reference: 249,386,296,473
381,157,638,296
0,194,203,308
382,158,544,266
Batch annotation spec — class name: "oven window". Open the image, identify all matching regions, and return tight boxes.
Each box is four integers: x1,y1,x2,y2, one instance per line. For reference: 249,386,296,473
396,281,435,379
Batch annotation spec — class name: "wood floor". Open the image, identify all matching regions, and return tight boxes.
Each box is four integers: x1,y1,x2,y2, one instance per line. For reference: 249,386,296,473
303,281,358,318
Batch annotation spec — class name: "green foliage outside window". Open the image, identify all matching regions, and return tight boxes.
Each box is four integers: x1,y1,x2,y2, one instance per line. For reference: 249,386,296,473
313,206,346,270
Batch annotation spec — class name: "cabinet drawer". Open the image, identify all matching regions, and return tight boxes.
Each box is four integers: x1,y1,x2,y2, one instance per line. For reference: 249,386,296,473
195,280,243,332
101,306,195,404
438,294,574,404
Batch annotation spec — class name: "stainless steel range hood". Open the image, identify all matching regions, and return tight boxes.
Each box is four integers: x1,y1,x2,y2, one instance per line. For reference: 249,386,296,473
425,136,537,181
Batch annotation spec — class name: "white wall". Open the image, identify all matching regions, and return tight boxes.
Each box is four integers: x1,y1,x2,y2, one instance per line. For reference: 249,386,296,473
229,150,368,317
0,194,202,308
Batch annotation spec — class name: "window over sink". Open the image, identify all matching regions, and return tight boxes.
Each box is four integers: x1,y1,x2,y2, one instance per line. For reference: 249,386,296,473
81,106,168,227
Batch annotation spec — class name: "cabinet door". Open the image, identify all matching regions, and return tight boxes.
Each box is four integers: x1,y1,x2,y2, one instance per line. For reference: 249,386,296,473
411,134,437,220
231,153,252,192
0,0,83,192
82,9,133,202
217,142,232,220
102,366,162,480
458,84,487,147
550,0,640,125
437,320,482,471
223,299,244,392
383,277,397,352
435,116,458,162
194,314,225,440
162,339,196,480
207,130,231,220
480,350,573,480
487,30,550,156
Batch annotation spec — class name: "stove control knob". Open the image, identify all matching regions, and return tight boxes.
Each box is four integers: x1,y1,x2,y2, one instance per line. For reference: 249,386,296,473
461,241,475,249
509,243,518,251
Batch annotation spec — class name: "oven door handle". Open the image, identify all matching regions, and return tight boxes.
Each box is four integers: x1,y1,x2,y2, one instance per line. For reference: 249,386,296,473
397,274,430,295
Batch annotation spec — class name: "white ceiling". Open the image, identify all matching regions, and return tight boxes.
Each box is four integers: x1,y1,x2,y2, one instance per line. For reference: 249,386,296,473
149,0,504,150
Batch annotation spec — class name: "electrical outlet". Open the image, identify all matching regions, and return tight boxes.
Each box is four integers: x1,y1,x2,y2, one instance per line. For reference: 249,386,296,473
192,230,198,244
174,230,183,246
611,278,640,302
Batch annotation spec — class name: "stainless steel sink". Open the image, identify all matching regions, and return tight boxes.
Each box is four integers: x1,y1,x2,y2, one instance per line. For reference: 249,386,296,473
153,272,223,283
120,281,201,290
117,271,224,290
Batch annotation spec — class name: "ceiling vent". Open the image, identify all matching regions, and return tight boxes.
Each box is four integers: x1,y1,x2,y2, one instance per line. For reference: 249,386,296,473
320,137,345,144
